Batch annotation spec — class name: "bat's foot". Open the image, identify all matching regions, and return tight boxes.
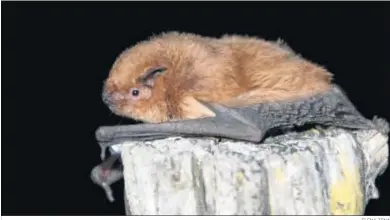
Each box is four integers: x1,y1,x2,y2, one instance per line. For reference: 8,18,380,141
90,155,123,202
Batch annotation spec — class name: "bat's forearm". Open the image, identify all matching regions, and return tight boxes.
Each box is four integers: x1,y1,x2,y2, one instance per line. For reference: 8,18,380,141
96,109,264,159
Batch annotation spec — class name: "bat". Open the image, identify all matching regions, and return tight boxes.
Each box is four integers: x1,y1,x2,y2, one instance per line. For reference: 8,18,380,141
91,32,376,202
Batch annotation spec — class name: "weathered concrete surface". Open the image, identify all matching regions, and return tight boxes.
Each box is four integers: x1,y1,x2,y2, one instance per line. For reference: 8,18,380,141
119,120,388,215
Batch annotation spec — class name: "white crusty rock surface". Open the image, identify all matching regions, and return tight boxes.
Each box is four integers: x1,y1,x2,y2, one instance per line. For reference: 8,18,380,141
119,119,389,215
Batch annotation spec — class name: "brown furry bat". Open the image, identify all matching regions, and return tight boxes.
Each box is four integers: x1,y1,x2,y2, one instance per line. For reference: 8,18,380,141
93,32,380,202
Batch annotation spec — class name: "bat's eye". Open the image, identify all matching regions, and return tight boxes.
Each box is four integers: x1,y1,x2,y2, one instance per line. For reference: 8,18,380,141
128,87,151,100
130,88,140,97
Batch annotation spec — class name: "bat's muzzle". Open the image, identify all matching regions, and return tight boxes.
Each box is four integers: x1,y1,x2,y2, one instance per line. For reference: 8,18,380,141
102,90,113,106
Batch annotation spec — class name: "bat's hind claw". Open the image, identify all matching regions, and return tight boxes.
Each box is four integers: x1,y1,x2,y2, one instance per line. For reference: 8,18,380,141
90,154,123,202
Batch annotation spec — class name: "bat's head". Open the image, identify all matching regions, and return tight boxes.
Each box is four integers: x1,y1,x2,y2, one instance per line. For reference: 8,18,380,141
102,32,218,123
102,40,174,123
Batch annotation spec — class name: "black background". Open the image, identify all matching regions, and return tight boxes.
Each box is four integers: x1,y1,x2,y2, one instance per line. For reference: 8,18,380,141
2,1,389,216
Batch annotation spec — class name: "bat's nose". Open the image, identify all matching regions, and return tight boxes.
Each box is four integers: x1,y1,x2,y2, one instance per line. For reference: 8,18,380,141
102,90,114,106
102,90,126,107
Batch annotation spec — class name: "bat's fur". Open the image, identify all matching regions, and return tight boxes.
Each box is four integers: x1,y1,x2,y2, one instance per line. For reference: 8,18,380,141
103,32,332,123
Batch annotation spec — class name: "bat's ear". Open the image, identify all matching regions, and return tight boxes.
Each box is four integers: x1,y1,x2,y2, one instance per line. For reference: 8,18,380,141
181,96,216,120
139,67,167,87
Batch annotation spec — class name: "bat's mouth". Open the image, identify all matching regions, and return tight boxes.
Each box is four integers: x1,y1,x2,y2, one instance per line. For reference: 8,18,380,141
104,102,130,118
